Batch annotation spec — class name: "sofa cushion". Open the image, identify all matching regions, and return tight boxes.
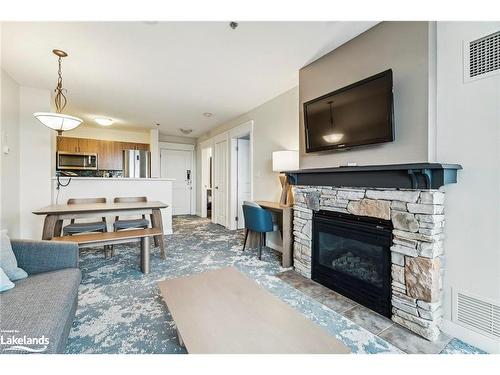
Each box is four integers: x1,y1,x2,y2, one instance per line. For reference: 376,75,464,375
0,266,14,292
0,230,28,281
63,221,107,235
0,268,81,354
113,218,149,230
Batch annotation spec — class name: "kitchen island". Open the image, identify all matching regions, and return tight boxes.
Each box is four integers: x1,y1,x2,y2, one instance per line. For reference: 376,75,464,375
51,177,174,234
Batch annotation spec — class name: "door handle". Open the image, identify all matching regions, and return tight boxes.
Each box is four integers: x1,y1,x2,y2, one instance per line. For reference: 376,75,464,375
215,186,219,190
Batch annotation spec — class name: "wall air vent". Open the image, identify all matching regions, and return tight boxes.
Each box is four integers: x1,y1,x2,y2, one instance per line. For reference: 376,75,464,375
454,290,500,339
464,30,500,82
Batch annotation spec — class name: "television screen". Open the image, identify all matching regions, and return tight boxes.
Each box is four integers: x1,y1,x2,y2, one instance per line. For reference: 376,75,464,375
304,69,394,152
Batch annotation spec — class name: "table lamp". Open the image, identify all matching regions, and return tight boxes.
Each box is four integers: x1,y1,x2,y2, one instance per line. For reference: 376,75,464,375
272,150,299,206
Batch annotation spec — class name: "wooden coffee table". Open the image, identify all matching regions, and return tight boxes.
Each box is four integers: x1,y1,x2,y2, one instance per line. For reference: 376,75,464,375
158,267,350,354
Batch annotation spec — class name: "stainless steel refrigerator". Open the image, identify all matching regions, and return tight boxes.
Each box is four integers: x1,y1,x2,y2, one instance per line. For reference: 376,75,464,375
122,150,151,178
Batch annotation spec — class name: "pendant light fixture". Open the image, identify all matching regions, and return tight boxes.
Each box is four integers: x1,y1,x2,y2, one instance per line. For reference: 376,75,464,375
33,49,82,135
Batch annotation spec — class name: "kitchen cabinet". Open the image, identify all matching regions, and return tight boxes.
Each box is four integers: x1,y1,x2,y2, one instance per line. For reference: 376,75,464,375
57,136,79,152
97,140,122,170
57,137,98,153
79,138,99,153
56,136,150,171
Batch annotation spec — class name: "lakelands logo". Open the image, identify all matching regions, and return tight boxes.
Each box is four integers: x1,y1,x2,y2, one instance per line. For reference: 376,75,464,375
1,330,49,353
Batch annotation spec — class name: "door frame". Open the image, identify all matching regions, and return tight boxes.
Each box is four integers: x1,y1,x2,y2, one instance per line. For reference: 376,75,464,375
199,140,213,218
159,142,196,215
229,121,254,230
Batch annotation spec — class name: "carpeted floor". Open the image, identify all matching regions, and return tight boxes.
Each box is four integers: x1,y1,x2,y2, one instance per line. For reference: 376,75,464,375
66,216,485,354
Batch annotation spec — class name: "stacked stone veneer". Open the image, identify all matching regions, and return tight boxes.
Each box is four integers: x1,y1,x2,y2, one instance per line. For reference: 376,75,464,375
293,186,446,341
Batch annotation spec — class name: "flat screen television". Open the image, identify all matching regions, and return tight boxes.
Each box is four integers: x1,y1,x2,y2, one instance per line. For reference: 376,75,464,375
304,69,394,153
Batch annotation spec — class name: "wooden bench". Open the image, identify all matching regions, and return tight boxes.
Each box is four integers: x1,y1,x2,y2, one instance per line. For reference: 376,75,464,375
52,228,162,274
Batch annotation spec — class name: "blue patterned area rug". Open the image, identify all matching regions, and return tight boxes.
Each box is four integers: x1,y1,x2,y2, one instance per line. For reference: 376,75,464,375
66,216,483,354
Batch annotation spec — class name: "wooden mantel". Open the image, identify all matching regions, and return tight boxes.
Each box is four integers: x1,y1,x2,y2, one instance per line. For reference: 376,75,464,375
285,163,462,190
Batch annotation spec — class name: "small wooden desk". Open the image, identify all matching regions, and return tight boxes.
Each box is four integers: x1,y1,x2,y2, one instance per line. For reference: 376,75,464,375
254,200,293,268
158,267,350,354
33,201,168,258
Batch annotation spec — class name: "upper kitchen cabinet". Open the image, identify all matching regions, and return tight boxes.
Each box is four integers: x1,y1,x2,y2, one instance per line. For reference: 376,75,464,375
57,136,98,153
79,138,99,153
57,136,78,153
98,140,122,170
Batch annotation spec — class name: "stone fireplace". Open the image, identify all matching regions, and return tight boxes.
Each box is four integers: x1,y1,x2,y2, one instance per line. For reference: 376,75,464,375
287,163,461,341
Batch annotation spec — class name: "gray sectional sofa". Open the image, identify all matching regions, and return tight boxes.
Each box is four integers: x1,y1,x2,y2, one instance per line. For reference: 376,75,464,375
0,240,81,354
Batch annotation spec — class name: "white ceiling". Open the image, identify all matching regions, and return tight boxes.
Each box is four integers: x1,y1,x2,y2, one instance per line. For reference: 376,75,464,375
1,21,377,138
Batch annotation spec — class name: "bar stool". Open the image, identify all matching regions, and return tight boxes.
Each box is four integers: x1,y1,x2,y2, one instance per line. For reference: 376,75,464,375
62,197,110,257
110,196,150,257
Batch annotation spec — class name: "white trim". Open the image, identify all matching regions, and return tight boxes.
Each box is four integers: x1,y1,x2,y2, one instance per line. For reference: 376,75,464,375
159,141,195,151
159,142,196,215
212,131,229,144
442,319,499,354
198,138,215,220
200,145,213,219
198,138,213,150
228,121,254,230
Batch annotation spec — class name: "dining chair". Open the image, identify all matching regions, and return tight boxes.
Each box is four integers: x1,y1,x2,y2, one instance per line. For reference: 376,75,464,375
242,201,276,260
113,196,150,230
62,197,110,257
110,196,150,257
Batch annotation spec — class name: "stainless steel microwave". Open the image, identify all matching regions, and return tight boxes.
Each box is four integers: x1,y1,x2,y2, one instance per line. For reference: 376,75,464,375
57,151,98,170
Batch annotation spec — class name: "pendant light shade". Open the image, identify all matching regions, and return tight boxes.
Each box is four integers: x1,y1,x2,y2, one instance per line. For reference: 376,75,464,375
33,49,82,135
33,112,82,135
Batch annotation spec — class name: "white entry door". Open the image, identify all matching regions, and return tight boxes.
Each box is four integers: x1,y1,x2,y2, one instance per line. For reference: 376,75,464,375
160,149,192,215
214,140,228,226
236,139,251,229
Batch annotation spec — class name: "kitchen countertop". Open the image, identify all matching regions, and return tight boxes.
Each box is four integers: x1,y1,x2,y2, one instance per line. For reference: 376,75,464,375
52,177,175,181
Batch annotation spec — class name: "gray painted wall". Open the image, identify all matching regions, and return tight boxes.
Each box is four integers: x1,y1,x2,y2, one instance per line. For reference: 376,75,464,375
299,22,434,168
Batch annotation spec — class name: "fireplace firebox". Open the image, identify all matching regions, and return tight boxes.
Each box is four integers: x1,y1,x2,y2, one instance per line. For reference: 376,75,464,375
312,210,392,317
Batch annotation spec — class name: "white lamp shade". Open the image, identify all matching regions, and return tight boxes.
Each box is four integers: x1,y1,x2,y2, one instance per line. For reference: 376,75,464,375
272,150,299,172
33,112,83,133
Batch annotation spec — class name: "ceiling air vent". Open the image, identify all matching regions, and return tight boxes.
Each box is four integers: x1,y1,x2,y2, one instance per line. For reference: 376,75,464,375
454,290,500,339
464,30,500,82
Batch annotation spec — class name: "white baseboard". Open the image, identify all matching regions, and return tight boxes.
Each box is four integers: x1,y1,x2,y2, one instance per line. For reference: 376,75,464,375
442,319,500,354
195,211,202,217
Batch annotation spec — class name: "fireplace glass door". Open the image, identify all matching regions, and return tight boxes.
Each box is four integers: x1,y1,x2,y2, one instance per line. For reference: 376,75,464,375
318,232,386,288
312,211,392,317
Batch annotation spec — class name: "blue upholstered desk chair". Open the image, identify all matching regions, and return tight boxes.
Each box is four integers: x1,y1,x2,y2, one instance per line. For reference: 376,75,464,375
242,201,274,260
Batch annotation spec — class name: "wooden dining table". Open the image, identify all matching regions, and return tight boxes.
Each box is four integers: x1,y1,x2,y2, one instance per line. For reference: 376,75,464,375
32,201,168,255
